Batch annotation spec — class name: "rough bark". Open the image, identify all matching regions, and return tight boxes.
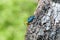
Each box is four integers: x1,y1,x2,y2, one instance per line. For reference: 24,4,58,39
25,0,60,40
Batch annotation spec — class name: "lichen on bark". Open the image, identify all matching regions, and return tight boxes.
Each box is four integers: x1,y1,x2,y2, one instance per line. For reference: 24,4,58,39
25,0,60,40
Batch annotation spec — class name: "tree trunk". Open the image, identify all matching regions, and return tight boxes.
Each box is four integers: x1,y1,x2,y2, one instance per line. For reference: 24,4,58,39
25,0,60,40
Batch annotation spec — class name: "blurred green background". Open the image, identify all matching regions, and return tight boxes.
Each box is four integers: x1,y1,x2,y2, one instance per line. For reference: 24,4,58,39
0,0,37,40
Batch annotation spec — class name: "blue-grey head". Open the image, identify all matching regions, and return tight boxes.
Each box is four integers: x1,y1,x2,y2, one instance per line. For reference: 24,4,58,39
28,16,35,23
